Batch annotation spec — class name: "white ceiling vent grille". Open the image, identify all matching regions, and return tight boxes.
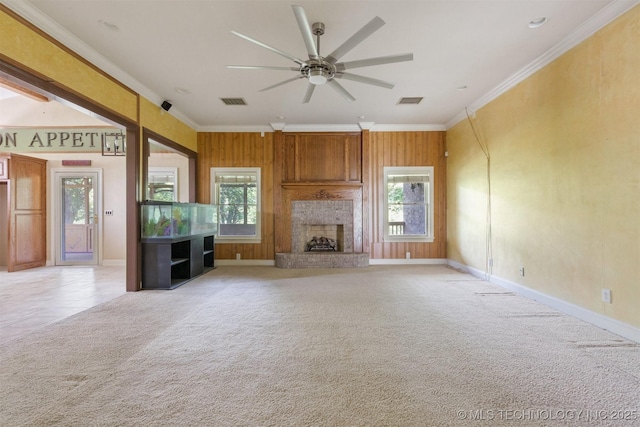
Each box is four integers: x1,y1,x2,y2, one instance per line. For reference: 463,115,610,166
398,97,423,105
221,98,247,105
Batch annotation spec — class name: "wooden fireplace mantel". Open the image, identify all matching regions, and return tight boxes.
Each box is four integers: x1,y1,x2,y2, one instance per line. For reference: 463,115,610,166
281,182,363,188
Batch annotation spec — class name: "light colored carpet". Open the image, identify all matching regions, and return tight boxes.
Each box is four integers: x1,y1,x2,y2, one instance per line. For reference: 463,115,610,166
1,265,638,426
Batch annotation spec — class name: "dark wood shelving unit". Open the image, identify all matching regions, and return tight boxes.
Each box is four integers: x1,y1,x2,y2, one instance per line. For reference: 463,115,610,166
141,233,215,290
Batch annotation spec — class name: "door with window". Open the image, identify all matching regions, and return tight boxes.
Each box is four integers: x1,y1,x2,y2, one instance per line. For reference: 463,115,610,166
54,171,101,265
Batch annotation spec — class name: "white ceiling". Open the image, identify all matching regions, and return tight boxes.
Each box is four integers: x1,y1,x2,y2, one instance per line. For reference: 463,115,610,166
0,90,110,127
2,0,636,130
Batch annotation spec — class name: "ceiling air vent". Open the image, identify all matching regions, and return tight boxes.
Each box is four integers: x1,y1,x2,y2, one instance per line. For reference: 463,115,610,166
398,97,423,105
221,97,247,105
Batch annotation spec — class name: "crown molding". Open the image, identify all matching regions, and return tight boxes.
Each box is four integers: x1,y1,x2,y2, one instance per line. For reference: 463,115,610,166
200,125,274,133
199,123,447,133
371,124,446,132
282,124,362,132
446,0,639,129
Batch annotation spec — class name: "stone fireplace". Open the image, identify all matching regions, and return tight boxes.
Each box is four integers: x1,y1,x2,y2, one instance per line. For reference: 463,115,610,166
275,187,369,268
291,200,353,253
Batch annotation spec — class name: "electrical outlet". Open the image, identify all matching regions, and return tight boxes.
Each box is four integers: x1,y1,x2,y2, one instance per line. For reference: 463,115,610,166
602,289,612,304
236,253,241,260
519,267,525,277
406,252,411,259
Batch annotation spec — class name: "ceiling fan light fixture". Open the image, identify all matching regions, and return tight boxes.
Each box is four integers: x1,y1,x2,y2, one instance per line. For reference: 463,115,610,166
308,69,328,85
228,5,413,103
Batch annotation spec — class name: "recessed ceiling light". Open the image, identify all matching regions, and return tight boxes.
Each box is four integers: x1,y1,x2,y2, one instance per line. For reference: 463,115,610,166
175,88,191,94
457,85,468,91
528,17,548,29
277,116,286,120
357,116,365,119
98,19,119,32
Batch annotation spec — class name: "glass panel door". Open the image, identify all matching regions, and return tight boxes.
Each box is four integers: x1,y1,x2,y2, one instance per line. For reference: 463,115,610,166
56,172,99,265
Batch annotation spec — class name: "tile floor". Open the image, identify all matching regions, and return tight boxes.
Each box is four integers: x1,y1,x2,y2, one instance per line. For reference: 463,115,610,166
0,265,127,344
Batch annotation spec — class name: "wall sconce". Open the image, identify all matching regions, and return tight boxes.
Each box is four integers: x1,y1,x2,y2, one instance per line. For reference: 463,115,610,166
102,132,126,156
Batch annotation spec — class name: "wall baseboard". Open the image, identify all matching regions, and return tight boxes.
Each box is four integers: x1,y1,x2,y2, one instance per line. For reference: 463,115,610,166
369,258,448,265
215,258,449,266
215,260,275,266
447,260,640,343
46,260,126,267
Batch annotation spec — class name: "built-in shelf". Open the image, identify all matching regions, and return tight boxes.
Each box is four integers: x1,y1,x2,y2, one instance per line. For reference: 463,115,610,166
141,233,215,290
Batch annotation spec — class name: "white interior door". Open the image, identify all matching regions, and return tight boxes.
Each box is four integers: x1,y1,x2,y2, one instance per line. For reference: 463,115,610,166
54,170,101,265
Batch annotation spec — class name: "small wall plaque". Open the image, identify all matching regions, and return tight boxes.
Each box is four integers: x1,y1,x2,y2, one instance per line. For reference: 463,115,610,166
62,160,92,166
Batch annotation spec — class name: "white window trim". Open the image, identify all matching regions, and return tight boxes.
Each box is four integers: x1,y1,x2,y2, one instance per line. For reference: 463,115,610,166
211,167,261,243
383,166,435,243
148,167,178,202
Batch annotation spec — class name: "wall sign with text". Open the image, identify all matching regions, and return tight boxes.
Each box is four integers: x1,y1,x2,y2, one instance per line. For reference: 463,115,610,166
0,128,125,153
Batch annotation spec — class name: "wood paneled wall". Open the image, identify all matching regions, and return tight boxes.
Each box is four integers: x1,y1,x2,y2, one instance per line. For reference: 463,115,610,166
197,130,446,260
367,131,447,259
197,132,274,260
282,133,361,182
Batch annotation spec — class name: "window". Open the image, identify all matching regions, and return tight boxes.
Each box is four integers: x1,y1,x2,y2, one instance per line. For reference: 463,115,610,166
384,166,434,242
211,168,260,241
148,167,178,202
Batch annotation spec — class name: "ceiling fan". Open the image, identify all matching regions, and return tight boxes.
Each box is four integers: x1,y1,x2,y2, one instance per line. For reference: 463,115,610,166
227,5,413,103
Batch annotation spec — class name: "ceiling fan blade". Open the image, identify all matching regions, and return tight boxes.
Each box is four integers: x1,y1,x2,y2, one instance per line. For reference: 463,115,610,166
335,72,395,89
325,16,385,64
302,83,316,103
328,80,356,102
231,31,307,65
292,5,319,59
259,76,304,92
227,65,300,71
336,53,413,71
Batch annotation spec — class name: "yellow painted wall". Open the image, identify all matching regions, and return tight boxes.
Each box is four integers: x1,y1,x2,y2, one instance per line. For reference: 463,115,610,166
139,97,197,152
447,6,640,327
0,8,137,123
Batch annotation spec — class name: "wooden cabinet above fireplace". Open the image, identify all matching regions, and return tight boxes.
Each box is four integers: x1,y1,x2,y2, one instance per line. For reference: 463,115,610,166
281,133,361,183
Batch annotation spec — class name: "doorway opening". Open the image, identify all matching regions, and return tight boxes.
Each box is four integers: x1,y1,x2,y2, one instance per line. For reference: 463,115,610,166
54,170,101,265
